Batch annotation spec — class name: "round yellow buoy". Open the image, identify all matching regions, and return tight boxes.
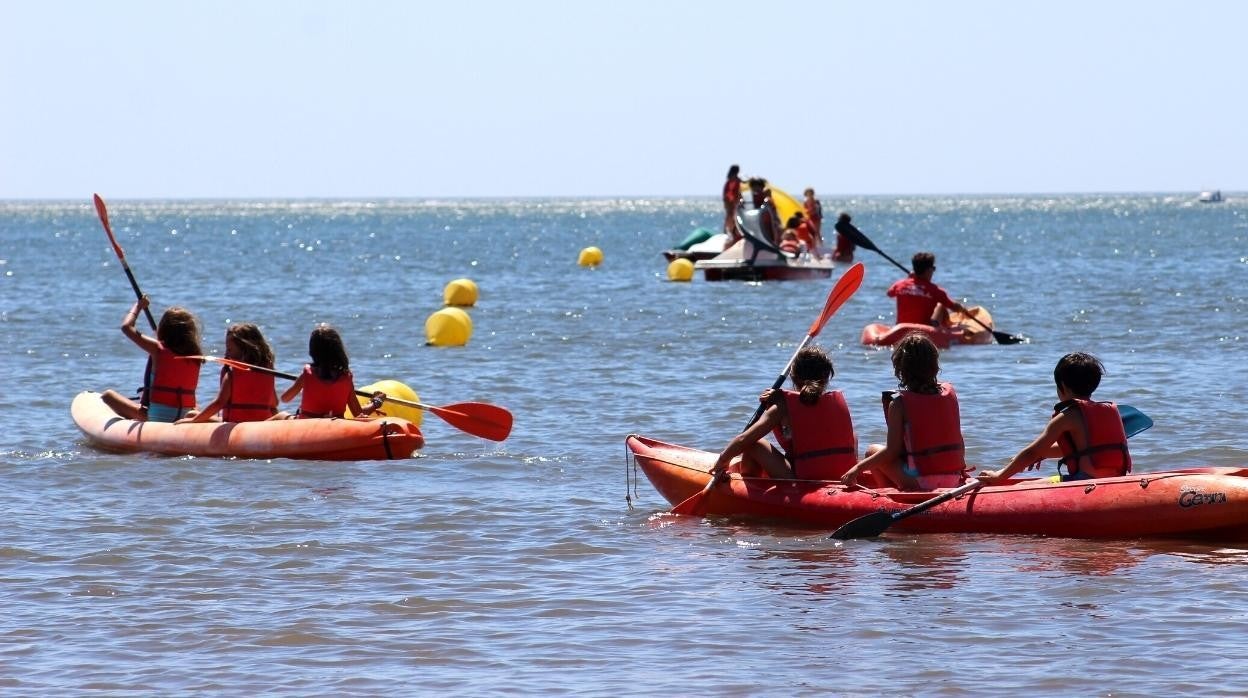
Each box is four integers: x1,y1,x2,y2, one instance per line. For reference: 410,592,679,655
443,278,479,307
578,246,604,267
425,307,473,346
353,379,423,426
667,258,694,282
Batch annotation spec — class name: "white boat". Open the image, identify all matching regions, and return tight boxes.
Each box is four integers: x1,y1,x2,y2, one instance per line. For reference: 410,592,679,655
1198,190,1223,203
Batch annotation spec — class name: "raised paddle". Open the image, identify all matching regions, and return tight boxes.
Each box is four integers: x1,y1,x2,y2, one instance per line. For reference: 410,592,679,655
670,262,867,516
835,221,1026,345
829,405,1156,540
189,356,513,442
94,193,157,330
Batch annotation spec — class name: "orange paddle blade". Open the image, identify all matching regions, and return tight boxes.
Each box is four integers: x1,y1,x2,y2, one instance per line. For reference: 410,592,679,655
425,402,513,442
807,262,865,337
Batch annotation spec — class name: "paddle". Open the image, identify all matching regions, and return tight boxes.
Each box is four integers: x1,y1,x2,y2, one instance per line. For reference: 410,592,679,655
835,221,1025,344
830,405,1155,540
189,355,513,441
94,193,157,330
670,262,867,516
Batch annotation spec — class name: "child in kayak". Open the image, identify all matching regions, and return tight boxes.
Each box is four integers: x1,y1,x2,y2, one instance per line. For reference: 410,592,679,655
711,346,857,480
840,333,967,490
977,353,1131,484
177,323,278,423
275,323,384,419
101,296,203,422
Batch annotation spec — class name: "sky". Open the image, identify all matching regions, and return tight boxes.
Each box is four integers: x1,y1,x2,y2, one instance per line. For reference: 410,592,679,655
2,0,1244,199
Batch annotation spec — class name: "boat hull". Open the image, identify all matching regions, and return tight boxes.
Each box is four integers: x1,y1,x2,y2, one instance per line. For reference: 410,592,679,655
72,391,424,461
626,434,1248,539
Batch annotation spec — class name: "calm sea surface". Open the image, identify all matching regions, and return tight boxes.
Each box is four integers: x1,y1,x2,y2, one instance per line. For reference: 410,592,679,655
1,194,1246,695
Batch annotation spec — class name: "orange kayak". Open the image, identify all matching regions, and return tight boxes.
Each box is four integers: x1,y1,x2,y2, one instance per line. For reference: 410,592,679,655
72,391,423,461
861,306,995,348
626,434,1248,539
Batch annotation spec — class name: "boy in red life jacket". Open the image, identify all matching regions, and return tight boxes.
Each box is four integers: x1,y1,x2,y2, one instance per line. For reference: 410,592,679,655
177,323,278,424
832,212,858,262
840,333,967,491
712,346,857,480
887,252,970,326
101,296,204,423
977,353,1131,484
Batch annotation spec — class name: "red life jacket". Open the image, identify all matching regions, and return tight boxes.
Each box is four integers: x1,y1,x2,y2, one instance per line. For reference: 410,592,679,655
780,238,801,254
897,382,965,477
297,365,355,419
146,345,199,409
1057,399,1131,479
771,390,857,480
221,366,277,422
723,179,741,205
794,221,817,250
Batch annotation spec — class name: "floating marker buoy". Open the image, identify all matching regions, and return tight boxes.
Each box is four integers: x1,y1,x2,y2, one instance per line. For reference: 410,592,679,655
578,246,603,267
425,307,473,346
443,278,479,307
667,258,694,282
354,379,423,426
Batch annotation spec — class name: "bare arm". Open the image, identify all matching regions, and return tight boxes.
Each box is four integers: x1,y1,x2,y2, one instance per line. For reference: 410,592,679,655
180,370,231,423
841,400,907,486
121,297,161,355
978,412,1073,484
712,405,781,475
280,373,305,403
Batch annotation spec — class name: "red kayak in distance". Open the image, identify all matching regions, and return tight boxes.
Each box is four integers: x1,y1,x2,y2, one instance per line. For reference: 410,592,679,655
862,306,996,349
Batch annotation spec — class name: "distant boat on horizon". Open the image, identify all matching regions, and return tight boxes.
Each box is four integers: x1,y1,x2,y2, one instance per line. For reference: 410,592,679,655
1198,189,1224,203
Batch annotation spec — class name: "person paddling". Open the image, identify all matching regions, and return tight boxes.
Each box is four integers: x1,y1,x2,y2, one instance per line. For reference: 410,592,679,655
274,323,384,419
840,333,968,491
887,251,970,327
177,323,278,424
711,346,857,480
977,353,1131,484
832,212,858,262
101,296,203,422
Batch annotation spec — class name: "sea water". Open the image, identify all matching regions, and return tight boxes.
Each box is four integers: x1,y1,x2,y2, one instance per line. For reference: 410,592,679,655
0,194,1245,694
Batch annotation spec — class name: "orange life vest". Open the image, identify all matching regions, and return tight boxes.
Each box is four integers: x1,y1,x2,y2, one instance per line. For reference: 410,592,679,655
297,365,355,419
146,345,199,409
771,389,857,479
221,366,277,422
1057,398,1131,479
897,382,965,477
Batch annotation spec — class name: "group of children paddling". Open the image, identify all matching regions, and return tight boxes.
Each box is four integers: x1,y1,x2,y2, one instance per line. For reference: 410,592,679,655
712,255,1132,489
100,297,385,425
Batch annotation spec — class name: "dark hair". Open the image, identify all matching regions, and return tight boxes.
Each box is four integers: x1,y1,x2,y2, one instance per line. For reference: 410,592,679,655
837,212,851,223
791,346,833,405
158,306,202,357
227,323,274,368
727,164,740,178
308,323,350,381
785,214,802,229
912,252,936,275
803,187,815,197
892,333,941,393
1054,352,1104,397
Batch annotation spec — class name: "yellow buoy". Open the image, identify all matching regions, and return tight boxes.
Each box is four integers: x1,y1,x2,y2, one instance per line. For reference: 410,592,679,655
353,379,423,426
667,258,694,282
578,246,604,267
425,307,473,346
443,278,479,307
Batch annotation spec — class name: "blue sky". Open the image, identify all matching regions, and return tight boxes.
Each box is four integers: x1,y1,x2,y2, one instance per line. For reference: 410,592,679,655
2,1,1243,198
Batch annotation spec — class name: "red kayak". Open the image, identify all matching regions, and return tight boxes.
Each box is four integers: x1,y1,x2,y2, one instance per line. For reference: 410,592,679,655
626,434,1248,539
862,307,995,348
